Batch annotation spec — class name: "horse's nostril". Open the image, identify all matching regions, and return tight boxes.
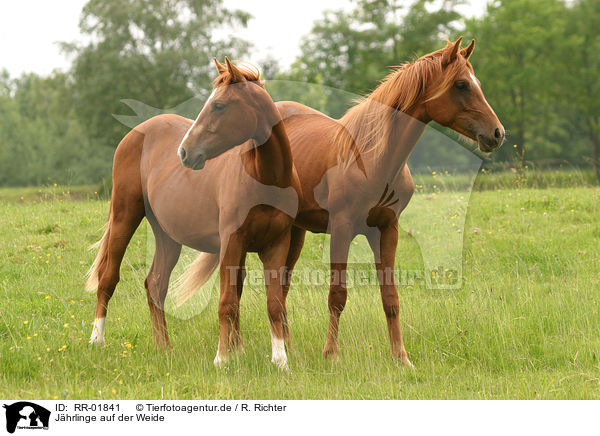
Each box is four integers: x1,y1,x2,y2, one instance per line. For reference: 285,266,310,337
494,128,502,139
179,147,187,161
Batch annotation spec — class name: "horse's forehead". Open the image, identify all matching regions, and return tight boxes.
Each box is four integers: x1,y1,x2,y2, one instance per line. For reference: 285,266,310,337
205,88,217,102
198,89,217,109
216,82,248,99
468,72,482,90
227,81,267,102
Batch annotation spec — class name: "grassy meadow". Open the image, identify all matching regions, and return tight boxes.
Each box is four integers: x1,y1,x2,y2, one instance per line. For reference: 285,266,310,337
1,174,600,399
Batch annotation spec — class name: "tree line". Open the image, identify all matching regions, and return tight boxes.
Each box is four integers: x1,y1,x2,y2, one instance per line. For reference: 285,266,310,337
0,0,598,186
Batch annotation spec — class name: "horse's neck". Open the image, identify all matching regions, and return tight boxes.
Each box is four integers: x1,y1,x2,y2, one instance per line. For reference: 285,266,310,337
365,106,428,179
245,121,293,188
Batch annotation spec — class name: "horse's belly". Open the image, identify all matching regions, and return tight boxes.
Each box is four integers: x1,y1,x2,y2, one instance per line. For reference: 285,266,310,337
147,177,221,252
153,201,221,252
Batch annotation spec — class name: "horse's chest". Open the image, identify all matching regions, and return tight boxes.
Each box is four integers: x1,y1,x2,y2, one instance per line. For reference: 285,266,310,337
326,176,412,231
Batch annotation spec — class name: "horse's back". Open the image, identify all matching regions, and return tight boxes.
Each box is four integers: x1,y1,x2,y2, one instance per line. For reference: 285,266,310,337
276,101,331,120
276,101,338,152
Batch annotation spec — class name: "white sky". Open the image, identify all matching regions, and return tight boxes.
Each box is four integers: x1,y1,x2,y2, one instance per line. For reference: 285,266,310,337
0,0,488,77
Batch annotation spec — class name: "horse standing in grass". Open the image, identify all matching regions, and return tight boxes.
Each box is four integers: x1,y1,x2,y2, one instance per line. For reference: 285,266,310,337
273,37,505,366
86,58,300,369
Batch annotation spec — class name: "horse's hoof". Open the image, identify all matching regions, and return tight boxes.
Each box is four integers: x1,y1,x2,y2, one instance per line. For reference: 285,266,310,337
213,355,228,368
271,357,289,371
88,337,105,345
322,347,339,360
392,352,414,368
154,341,173,351
230,343,245,353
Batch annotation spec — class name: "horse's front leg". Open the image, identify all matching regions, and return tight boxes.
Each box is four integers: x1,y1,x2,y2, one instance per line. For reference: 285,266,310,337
214,232,246,367
323,222,354,359
281,225,306,347
229,257,246,352
367,224,413,366
259,229,291,370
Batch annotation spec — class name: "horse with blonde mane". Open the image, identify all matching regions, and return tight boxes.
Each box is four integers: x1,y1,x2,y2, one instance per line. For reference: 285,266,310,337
86,58,300,369
273,37,505,366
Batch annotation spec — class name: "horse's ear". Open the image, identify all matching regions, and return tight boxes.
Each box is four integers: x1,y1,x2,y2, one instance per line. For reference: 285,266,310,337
214,57,227,74
224,56,245,83
442,36,463,68
460,39,475,60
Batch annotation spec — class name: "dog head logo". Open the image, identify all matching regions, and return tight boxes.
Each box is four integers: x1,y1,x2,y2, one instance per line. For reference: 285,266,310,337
3,402,50,433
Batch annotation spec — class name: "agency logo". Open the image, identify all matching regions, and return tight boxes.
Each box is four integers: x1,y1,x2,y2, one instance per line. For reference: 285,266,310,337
2,402,50,433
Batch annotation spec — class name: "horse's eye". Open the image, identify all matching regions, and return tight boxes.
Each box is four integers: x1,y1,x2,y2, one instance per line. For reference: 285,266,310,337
455,80,469,90
212,102,226,112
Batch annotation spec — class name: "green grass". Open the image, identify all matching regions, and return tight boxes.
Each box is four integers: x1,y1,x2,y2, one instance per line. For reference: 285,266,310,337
412,168,598,192
1,182,600,399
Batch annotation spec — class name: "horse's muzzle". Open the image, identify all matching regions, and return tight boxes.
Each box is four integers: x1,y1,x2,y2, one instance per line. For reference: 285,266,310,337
477,127,504,152
179,147,206,170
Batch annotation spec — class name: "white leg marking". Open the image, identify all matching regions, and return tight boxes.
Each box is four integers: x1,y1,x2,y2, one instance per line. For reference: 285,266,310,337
270,328,288,370
213,339,227,367
89,317,105,344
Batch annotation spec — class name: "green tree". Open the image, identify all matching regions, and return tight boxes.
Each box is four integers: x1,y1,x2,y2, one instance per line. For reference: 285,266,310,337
465,0,574,165
284,0,464,117
565,0,600,179
63,0,251,151
0,71,109,186
0,71,23,185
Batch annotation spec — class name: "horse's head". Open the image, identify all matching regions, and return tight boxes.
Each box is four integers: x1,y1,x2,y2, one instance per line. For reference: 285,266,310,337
422,37,504,152
178,57,279,170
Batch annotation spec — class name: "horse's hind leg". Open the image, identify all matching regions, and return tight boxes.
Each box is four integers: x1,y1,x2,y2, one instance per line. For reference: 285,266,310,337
90,194,144,344
145,220,182,348
89,128,145,344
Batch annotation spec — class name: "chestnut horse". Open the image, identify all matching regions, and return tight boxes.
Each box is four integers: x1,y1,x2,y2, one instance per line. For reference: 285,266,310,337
272,37,505,366
86,58,299,369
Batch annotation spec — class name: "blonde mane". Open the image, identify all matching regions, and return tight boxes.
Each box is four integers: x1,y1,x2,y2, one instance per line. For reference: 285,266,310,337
213,61,264,88
335,41,473,159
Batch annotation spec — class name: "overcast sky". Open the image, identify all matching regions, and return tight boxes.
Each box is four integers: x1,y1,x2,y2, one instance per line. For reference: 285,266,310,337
0,0,488,77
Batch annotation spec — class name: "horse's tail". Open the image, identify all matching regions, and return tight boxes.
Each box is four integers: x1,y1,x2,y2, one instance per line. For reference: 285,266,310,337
171,252,219,306
85,216,111,292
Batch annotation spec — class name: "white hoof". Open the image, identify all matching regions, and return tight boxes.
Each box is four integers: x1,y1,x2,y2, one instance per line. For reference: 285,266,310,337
213,354,228,368
89,318,105,345
88,336,105,345
271,356,289,371
269,329,288,370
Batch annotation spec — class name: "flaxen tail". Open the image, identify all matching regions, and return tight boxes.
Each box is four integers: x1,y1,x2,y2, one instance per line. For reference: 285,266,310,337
171,252,219,306
85,217,111,292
